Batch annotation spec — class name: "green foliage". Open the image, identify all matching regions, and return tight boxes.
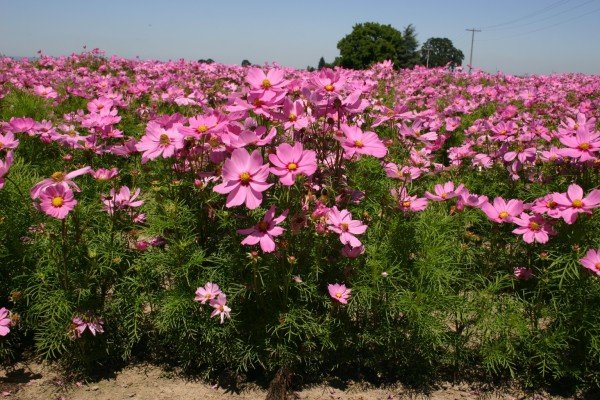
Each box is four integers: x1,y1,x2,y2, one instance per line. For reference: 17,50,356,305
337,22,419,70
421,37,465,68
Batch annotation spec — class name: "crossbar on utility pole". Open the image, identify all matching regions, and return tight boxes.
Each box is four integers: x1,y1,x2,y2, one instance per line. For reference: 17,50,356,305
466,28,481,73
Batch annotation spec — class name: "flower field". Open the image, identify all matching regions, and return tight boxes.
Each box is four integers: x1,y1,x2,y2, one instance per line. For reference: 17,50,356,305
0,50,599,393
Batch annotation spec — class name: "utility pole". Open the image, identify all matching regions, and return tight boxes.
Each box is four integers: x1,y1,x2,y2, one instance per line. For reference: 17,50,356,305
425,46,431,68
466,28,481,73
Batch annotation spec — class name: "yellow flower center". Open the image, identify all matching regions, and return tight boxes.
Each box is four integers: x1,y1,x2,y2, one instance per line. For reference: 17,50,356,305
97,104,104,109
499,211,509,219
546,200,557,208
253,99,263,108
578,142,590,150
441,193,448,199
574,124,579,129
209,137,220,147
0,143,4,150
239,172,251,184
528,221,540,231
287,162,298,171
324,84,334,92
288,113,297,122
340,222,349,232
51,172,65,182
51,196,64,207
572,199,583,208
159,134,171,146
196,125,208,133
354,140,364,148
261,79,271,89
402,201,411,208
335,292,343,298
257,220,269,232
595,262,600,271
499,130,507,135
68,130,77,137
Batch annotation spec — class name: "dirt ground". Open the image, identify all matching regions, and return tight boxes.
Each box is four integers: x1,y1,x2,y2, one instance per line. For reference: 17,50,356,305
0,361,573,400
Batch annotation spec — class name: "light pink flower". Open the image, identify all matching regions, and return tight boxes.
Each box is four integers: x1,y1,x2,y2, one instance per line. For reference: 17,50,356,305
102,186,144,216
580,249,600,276
71,314,104,339
0,308,11,336
194,282,222,304
136,122,184,163
90,167,119,181
457,189,488,208
424,181,464,201
557,126,600,162
394,188,428,212
213,148,272,209
237,205,288,253
327,206,367,247
0,132,19,151
39,185,77,219
210,294,231,324
481,197,524,223
553,184,600,224
246,67,287,91
339,124,387,159
269,142,317,186
327,283,351,304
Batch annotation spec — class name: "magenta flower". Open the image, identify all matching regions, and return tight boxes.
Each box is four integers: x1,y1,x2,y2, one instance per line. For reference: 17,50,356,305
102,186,144,215
30,166,91,199
327,206,367,247
91,167,119,181
327,283,351,304
339,124,387,159
553,184,600,224
136,122,184,163
39,185,77,219
511,213,556,244
238,205,288,253
71,314,104,339
481,197,524,223
210,294,231,324
580,249,600,276
246,67,287,91
0,132,19,151
194,282,223,304
269,142,317,186
424,181,464,201
0,308,11,336
394,188,428,212
0,152,14,190
457,189,488,209
213,148,272,209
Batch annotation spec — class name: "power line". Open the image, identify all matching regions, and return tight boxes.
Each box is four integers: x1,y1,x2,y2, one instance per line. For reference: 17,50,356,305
479,0,574,29
483,0,596,31
479,3,600,41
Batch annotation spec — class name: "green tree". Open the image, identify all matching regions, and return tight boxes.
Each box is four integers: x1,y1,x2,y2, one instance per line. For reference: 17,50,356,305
336,22,419,70
241,59,252,67
420,37,464,68
317,56,326,70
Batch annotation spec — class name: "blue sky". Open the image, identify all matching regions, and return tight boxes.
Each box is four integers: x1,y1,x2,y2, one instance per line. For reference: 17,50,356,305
1,0,600,75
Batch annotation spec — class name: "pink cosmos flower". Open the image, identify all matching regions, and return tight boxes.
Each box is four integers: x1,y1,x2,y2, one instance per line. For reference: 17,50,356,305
384,163,422,182
278,98,309,130
39,185,77,219
136,122,185,163
339,124,387,159
511,213,556,244
30,166,91,199
327,206,367,247
194,282,223,304
557,125,600,162
393,188,428,212
269,142,317,186
210,294,231,324
71,314,104,339
246,67,287,91
457,189,488,209
327,283,351,304
0,308,11,336
213,148,272,209
34,85,58,99
102,186,144,216
341,245,365,258
530,194,562,219
0,152,14,189
425,181,464,201
513,267,533,281
481,197,524,223
553,184,600,224
580,249,600,276
237,205,288,253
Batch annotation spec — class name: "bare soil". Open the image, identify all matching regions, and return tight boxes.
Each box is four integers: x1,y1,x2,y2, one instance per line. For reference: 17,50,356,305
0,361,574,400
